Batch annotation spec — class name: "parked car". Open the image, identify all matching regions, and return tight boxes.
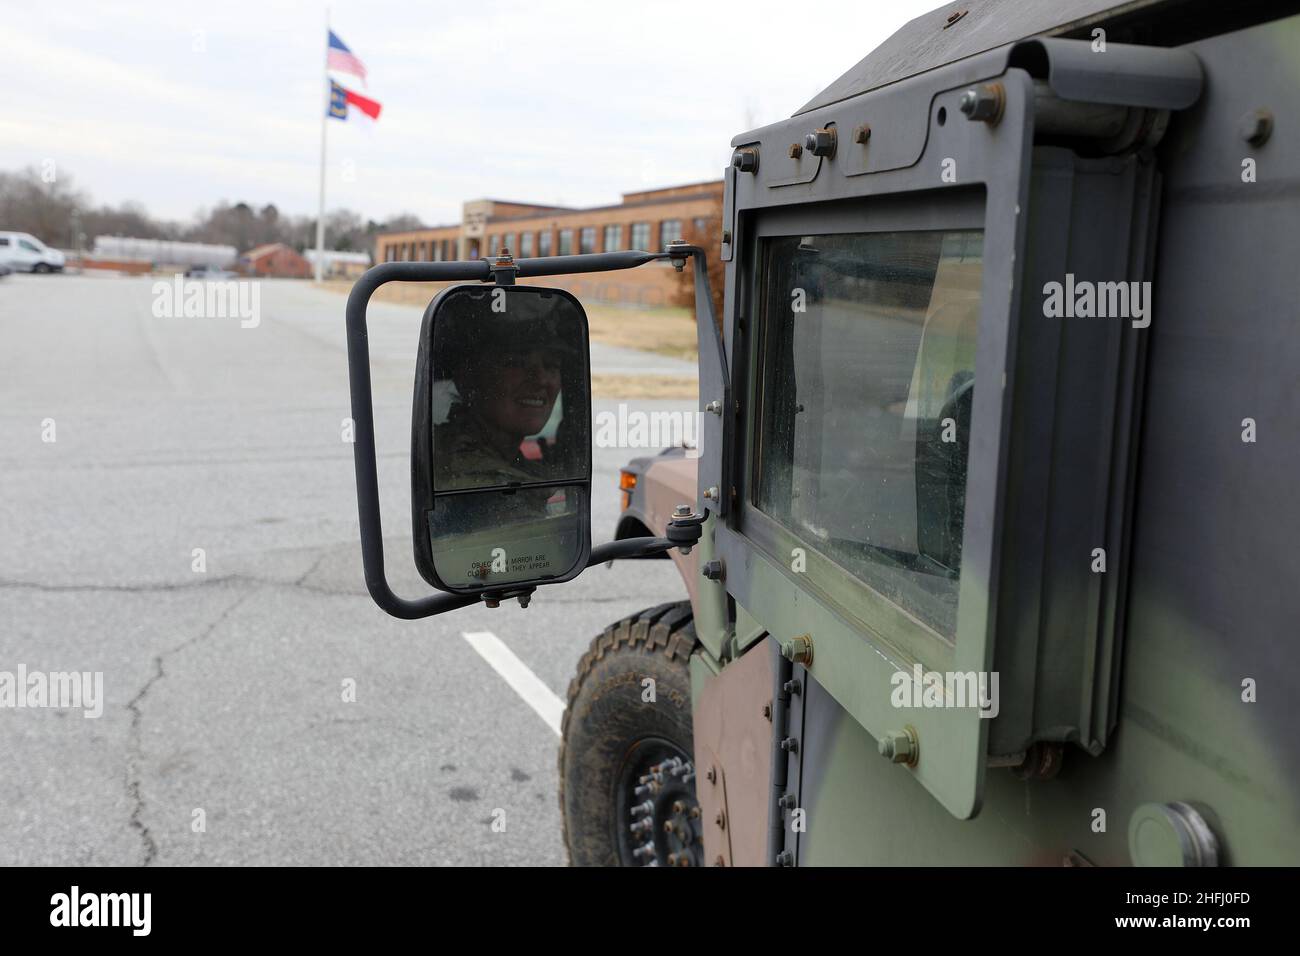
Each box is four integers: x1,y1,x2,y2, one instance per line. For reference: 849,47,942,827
184,264,236,279
0,232,66,272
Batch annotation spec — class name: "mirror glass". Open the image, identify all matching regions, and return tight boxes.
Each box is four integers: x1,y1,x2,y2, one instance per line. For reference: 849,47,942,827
421,284,590,591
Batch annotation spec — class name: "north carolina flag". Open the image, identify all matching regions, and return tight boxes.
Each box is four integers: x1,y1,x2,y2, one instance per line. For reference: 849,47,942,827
327,30,367,84
328,79,382,124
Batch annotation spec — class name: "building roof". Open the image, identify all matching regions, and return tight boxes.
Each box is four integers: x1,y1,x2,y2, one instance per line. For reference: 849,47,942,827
242,242,300,260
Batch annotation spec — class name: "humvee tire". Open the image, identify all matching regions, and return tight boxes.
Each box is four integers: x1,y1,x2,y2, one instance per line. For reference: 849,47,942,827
559,602,701,866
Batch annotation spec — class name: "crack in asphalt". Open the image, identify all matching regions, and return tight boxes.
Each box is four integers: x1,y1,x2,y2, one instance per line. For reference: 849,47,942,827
122,589,255,867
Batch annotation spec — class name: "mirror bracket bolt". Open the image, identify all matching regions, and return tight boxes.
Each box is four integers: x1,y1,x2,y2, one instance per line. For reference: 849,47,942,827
701,559,725,582
486,250,518,285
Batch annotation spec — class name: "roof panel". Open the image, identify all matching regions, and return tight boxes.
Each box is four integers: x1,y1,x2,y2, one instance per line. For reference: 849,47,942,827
795,0,1160,114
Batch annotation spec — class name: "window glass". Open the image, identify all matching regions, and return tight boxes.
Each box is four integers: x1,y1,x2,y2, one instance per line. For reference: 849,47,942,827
630,222,650,250
519,232,534,257
558,229,574,255
659,219,682,249
538,230,553,256
579,227,596,254
755,230,983,639
603,224,621,251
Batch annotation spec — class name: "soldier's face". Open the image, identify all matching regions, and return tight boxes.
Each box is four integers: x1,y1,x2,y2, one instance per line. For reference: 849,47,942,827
480,348,562,436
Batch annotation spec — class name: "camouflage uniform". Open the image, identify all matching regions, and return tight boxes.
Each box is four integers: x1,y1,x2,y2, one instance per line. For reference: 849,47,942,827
433,404,543,492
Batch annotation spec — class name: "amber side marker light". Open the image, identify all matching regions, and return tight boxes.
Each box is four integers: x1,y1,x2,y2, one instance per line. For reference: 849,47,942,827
619,470,637,510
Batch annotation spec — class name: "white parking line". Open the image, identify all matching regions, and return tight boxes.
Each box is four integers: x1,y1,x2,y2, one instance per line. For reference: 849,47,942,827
461,631,564,737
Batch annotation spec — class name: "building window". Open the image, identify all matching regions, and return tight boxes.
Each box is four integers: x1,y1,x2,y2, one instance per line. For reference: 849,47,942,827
580,227,596,254
559,229,574,255
660,219,683,249
444,239,453,260
502,233,516,255
630,222,651,250
520,232,534,257
603,224,622,251
538,230,552,256
486,235,497,256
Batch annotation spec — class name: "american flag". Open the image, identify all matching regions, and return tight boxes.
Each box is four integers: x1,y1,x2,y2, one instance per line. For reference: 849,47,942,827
327,30,367,85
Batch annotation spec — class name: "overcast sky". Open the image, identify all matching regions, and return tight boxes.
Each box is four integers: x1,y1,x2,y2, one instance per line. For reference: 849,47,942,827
2,0,942,225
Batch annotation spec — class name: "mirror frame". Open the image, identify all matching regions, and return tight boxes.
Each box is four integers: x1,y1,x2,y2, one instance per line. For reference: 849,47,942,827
410,282,593,596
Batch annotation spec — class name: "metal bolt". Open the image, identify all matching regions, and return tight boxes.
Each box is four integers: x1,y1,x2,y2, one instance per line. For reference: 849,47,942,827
731,146,759,173
958,83,1005,124
780,634,814,666
706,766,717,785
878,727,919,766
714,855,725,867
704,486,719,501
701,560,724,582
673,504,692,517
762,703,772,721
776,849,795,866
721,229,732,244
689,806,700,819
783,678,802,696
517,593,530,609
705,400,722,415
803,126,837,158
788,142,803,159
663,820,675,833
853,123,872,144
780,736,799,754
778,793,797,810
483,597,500,609
630,800,654,817
672,800,685,814
1239,108,1274,146
715,811,726,830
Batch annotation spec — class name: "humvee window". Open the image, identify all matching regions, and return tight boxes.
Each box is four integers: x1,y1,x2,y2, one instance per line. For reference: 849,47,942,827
755,230,982,639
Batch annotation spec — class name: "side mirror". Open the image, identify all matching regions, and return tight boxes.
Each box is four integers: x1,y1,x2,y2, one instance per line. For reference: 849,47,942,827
411,284,591,596
344,248,718,619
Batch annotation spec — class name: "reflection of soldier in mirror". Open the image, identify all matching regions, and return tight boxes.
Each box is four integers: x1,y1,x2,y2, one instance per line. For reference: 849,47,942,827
433,290,581,494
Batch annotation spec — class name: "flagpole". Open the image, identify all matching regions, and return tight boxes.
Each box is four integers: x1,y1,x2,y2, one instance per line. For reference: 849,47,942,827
314,8,330,283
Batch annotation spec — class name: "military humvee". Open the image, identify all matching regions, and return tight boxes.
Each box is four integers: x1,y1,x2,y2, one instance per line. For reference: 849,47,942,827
345,0,1300,866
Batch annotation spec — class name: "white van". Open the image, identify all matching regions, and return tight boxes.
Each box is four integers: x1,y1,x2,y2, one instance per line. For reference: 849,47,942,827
0,232,66,273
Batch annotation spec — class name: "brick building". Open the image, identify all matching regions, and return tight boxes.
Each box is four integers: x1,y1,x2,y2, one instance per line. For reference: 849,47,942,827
374,180,722,307
240,243,312,278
